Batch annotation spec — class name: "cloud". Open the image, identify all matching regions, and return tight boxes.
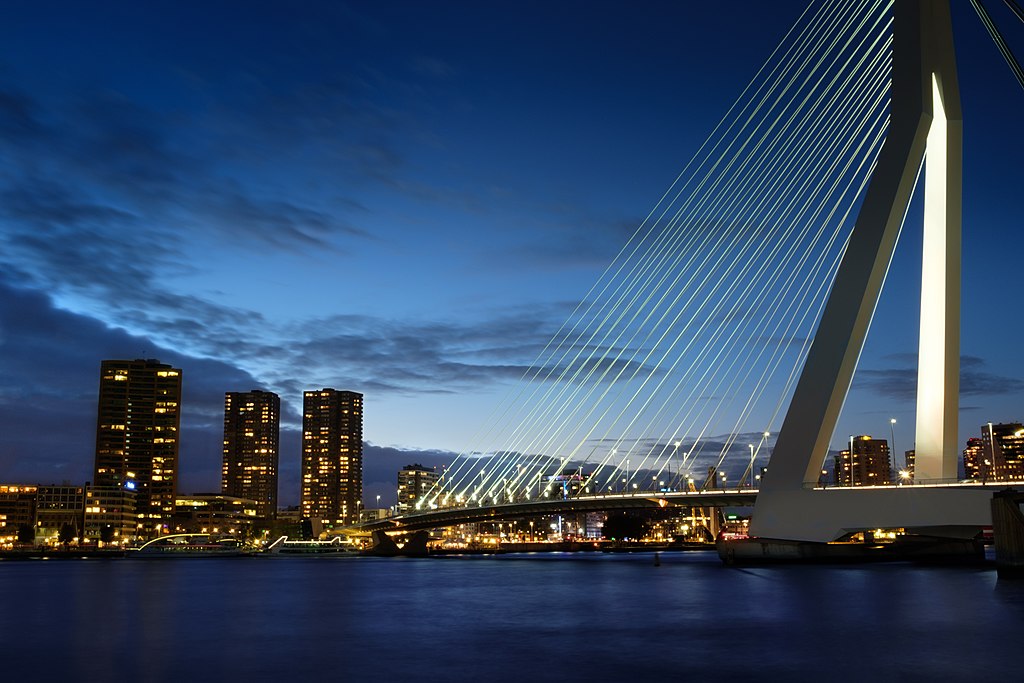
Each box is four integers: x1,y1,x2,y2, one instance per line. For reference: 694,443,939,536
0,83,372,272
493,210,643,270
0,86,42,137
0,274,263,493
854,355,1024,399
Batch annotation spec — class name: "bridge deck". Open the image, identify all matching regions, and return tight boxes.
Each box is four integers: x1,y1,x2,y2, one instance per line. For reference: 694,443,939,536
351,489,758,533
344,480,1020,534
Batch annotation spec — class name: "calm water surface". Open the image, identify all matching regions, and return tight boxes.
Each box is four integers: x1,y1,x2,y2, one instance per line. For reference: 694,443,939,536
2,551,1022,682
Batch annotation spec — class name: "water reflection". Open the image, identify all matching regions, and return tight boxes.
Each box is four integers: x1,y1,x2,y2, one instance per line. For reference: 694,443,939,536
1,552,1021,682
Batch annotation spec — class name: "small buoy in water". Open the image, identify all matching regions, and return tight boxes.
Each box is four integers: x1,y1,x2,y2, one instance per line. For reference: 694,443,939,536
654,551,661,567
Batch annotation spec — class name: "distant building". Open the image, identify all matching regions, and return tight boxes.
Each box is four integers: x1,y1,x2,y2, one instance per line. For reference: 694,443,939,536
172,494,260,537
542,469,589,499
0,485,38,546
0,484,87,546
359,509,389,523
397,464,440,513
903,449,916,481
93,359,182,537
833,435,891,486
35,485,86,543
222,390,280,519
301,389,363,526
83,485,137,545
962,438,988,480
276,506,302,524
980,423,1024,481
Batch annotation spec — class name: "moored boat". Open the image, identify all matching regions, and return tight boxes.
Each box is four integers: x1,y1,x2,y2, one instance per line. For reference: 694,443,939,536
132,534,255,558
264,535,360,556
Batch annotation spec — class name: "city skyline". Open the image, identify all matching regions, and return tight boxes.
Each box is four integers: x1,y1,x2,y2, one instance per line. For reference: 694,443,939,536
1,2,1022,506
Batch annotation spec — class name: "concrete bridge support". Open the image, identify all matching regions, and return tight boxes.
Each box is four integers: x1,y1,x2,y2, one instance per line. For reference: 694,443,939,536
992,490,1024,578
751,0,970,542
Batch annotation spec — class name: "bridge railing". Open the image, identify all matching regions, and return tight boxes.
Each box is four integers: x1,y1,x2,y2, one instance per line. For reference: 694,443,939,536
803,477,1024,490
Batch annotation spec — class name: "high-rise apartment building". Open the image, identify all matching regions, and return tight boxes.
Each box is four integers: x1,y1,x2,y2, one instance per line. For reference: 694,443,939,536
833,435,891,486
93,359,182,537
980,423,1024,481
301,389,363,526
962,438,988,480
221,390,280,518
397,464,440,514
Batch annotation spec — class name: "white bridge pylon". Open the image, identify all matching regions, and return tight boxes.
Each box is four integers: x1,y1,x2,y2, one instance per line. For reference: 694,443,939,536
750,0,992,542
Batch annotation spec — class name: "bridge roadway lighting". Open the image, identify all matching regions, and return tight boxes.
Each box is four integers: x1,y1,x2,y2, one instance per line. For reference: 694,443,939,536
749,444,756,488
988,422,996,482
848,435,855,486
889,418,897,484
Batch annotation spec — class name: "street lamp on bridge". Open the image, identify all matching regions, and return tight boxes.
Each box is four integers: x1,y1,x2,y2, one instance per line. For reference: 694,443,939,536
890,418,897,484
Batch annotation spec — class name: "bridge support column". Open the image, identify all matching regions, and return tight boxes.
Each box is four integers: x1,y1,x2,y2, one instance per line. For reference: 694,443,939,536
751,0,965,541
992,491,1024,578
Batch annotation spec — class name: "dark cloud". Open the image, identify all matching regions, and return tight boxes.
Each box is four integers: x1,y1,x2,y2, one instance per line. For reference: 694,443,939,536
0,274,263,494
0,86,41,137
410,56,455,80
495,211,643,270
854,356,1024,400
0,81,371,274
198,191,369,249
360,442,459,508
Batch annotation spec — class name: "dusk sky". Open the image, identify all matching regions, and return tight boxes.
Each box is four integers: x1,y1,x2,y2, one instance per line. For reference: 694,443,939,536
1,1,1021,506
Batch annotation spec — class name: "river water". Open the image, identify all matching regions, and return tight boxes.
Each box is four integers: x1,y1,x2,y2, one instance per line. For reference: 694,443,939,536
2,551,1022,682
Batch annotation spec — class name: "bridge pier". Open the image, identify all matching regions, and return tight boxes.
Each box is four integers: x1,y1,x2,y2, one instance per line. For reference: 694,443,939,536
370,529,430,557
991,490,1024,578
750,486,992,543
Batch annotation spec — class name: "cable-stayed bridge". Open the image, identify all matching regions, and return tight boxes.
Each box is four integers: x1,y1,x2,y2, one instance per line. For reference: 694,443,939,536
362,0,1023,544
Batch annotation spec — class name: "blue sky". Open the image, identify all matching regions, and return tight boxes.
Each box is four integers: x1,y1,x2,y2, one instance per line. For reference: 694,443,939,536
0,1,1021,505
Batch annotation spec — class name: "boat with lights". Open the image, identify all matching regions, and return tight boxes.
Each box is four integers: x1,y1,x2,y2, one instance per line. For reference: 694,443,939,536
263,535,360,556
132,533,255,558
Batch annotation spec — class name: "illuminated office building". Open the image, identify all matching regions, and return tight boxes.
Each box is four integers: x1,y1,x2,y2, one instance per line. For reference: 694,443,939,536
93,359,182,537
84,485,137,545
397,464,440,513
301,389,363,526
35,485,85,543
833,435,891,486
173,493,260,536
0,485,38,546
222,390,280,519
0,485,87,546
